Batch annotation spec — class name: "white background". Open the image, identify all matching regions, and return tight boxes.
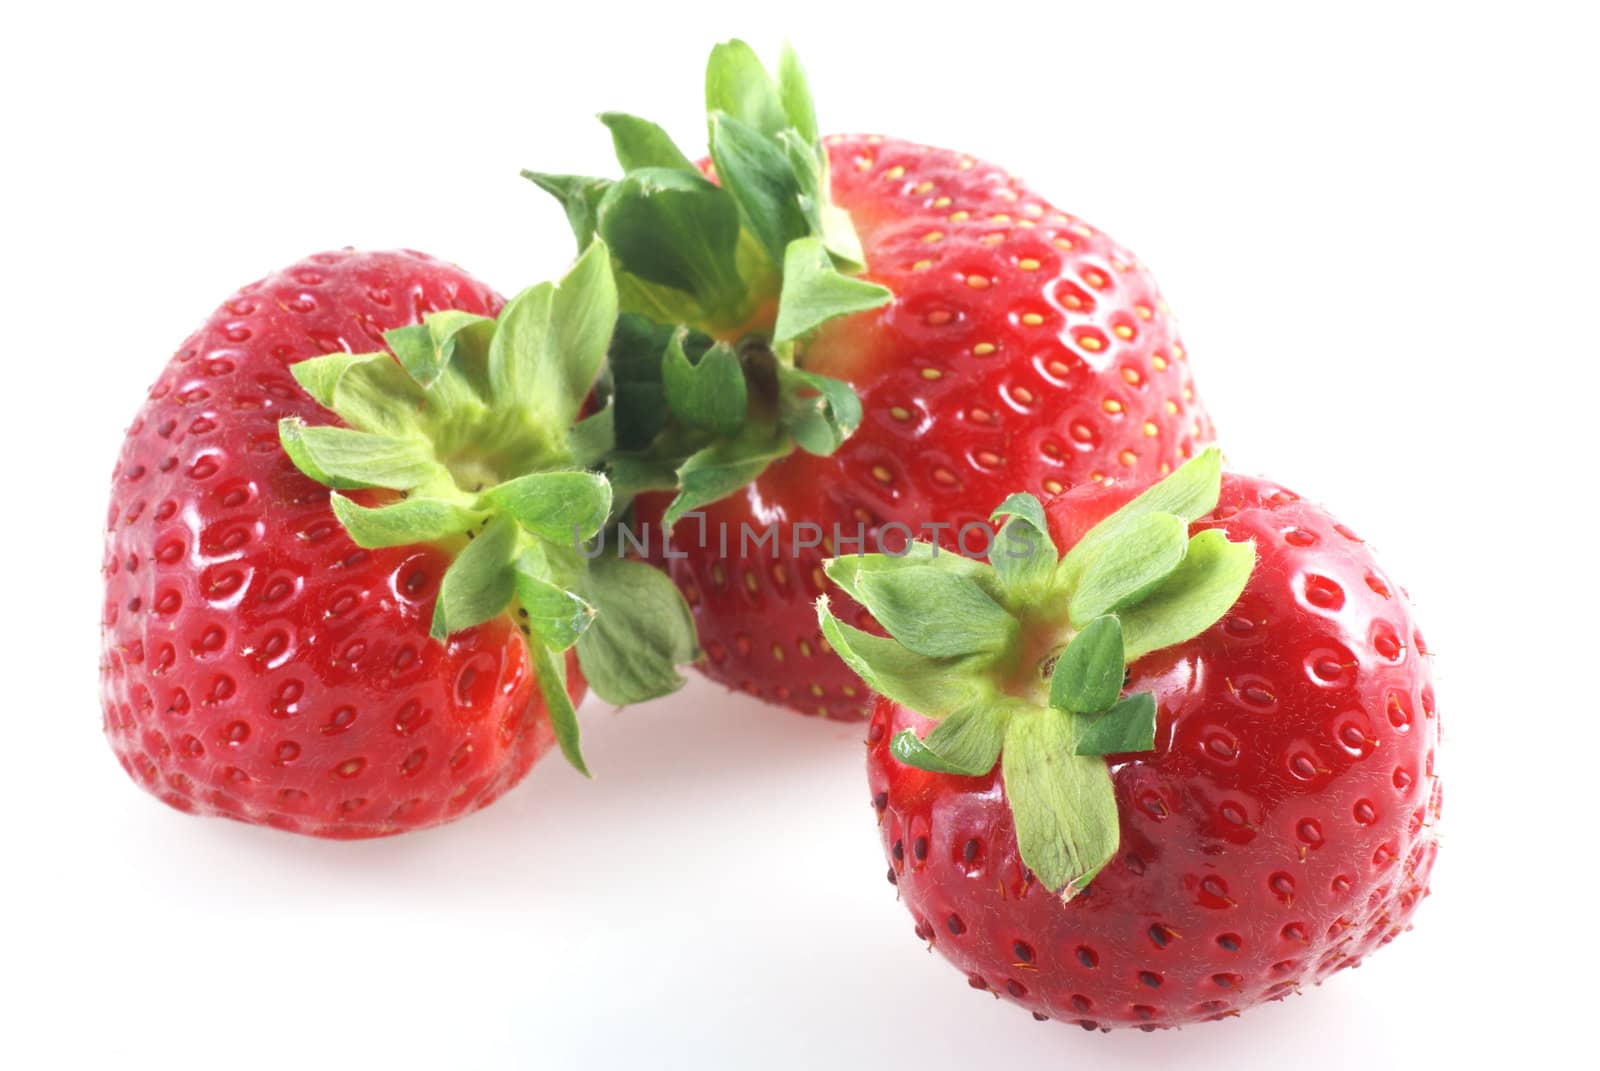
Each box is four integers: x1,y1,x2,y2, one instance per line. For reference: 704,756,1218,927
4,2,1595,1067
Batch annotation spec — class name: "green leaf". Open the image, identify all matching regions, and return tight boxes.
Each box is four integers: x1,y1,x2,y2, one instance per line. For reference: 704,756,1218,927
901,702,1012,776
606,313,675,451
817,602,977,719
382,325,437,390
575,557,697,705
778,366,862,456
512,555,596,652
662,330,747,437
1058,447,1223,591
1074,692,1158,756
329,493,479,549
1120,529,1257,661
529,639,589,777
709,111,807,266
288,351,430,439
853,565,1016,659
597,168,744,312
429,515,519,640
484,240,616,433
773,236,892,342
288,351,376,409
567,401,615,469
386,311,496,390
1049,615,1125,715
890,731,969,775
1068,511,1189,627
333,357,432,439
822,544,989,606
704,39,787,137
780,132,865,272
607,454,681,502
1001,710,1120,895
775,43,818,144
989,493,1057,602
522,172,612,248
480,471,612,544
547,239,619,423
486,281,555,411
278,418,441,491
599,112,698,174
663,426,789,527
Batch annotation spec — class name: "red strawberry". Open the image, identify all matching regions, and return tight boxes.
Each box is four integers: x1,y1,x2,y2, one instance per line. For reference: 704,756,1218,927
102,243,694,837
530,42,1212,720
823,451,1439,1028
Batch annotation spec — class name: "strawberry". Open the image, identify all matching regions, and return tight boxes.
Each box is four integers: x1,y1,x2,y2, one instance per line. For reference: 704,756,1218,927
101,244,694,837
527,41,1213,720
821,451,1440,1028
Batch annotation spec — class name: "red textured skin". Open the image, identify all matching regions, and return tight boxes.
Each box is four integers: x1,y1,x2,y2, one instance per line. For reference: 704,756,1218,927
866,474,1441,1029
100,250,585,838
638,135,1213,720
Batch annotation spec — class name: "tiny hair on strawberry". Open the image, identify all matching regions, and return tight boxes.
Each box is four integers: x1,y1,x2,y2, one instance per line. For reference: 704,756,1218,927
823,450,1440,1028
527,40,1213,721
101,243,696,837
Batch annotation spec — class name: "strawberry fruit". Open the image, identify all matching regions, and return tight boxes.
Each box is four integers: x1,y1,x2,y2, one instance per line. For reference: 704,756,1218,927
823,451,1440,1028
529,41,1213,720
101,244,694,837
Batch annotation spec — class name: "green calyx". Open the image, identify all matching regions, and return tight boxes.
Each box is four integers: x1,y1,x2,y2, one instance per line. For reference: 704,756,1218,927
523,39,890,525
277,239,697,775
815,449,1256,897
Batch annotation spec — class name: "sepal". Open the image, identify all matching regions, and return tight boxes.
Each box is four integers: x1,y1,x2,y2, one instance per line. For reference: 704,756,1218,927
1001,710,1120,897
777,366,861,456
574,557,698,705
329,493,482,549
1068,511,1189,626
523,172,612,248
989,493,1057,602
661,423,789,527
709,110,808,266
529,641,589,777
817,600,979,719
890,700,1016,777
595,167,745,319
772,237,891,343
1048,615,1124,715
704,38,791,136
385,310,496,389
479,471,612,544
512,558,597,652
662,329,747,437
1120,529,1256,660
430,516,520,641
1057,448,1223,591
278,418,443,491
852,565,1016,659
1073,693,1158,756
599,112,698,174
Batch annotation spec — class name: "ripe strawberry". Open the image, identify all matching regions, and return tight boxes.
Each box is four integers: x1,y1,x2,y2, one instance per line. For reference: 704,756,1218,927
101,244,694,837
530,41,1212,719
822,451,1440,1028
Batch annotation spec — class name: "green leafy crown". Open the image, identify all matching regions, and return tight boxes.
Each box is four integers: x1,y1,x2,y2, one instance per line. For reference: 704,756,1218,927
277,240,697,775
816,449,1257,896
524,39,892,525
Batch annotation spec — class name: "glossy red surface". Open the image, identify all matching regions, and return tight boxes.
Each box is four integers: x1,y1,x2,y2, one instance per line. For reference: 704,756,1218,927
866,474,1441,1028
641,134,1214,720
100,250,584,837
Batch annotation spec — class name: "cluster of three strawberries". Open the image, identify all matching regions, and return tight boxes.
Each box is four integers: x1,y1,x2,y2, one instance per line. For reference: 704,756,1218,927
101,41,1437,1030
